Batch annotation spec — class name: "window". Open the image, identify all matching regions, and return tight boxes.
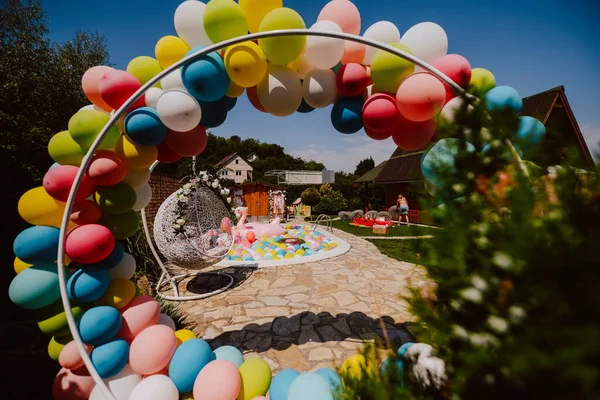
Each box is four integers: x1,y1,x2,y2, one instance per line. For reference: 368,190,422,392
235,159,239,164
219,170,227,176
236,170,242,176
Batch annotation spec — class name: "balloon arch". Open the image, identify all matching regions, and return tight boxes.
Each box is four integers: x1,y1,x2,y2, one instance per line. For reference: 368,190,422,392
10,1,546,399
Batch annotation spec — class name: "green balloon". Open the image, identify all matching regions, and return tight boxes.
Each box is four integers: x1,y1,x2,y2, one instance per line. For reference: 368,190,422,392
68,110,120,151
258,8,306,65
48,333,72,361
100,209,140,240
469,68,496,96
95,182,137,214
127,56,163,87
203,0,249,44
48,130,85,166
370,43,415,94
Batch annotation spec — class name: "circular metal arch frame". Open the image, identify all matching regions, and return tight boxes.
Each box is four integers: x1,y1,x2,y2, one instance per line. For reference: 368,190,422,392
55,29,472,399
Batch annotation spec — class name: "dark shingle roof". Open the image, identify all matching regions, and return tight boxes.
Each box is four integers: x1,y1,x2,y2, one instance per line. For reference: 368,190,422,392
521,86,561,123
373,149,425,183
355,160,388,183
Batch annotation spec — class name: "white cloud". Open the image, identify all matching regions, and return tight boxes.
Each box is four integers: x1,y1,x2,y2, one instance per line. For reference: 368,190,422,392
581,123,600,161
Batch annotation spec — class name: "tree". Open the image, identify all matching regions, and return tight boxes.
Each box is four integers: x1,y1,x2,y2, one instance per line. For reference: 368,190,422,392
301,187,321,206
354,156,375,177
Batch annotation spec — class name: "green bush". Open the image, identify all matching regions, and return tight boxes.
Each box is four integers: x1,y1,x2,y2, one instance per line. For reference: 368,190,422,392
347,197,364,211
313,196,347,215
301,186,321,206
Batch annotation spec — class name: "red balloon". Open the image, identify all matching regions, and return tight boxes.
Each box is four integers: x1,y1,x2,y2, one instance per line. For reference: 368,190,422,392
87,150,127,186
44,165,95,202
362,93,400,133
98,70,145,111
246,231,256,243
70,200,102,225
157,142,182,163
66,224,115,264
52,366,95,400
433,54,472,103
391,114,437,151
396,72,446,122
247,86,266,113
365,126,392,141
336,63,369,97
164,126,208,157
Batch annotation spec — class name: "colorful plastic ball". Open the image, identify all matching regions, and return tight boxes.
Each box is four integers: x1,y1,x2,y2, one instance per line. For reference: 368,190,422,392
18,186,67,228
169,338,213,393
157,142,183,163
88,364,142,400
400,22,448,66
128,375,179,400
99,209,140,240
238,358,272,400
165,125,208,157
67,267,111,302
13,226,60,264
52,366,96,400
9,263,65,310
68,109,121,151
258,8,306,65
270,369,300,400
203,0,248,44
257,64,302,117
391,114,436,151
114,135,158,170
396,72,446,122
82,65,114,112
302,68,337,109
124,168,151,189
516,116,546,147
213,345,244,368
87,150,127,186
314,368,341,392
79,306,122,345
125,107,168,147
155,90,202,132
94,182,137,215
305,21,345,70
297,99,315,113
336,63,368,98
247,86,266,112
192,359,241,400
130,325,178,375
48,130,85,166
96,278,136,309
362,21,401,65
59,340,92,370
469,68,496,95
91,338,129,379
224,41,267,88
43,165,95,203
240,0,282,33
127,56,162,87
117,295,161,342
182,48,230,102
98,69,145,111
174,1,212,48
318,0,360,34
155,35,190,69
362,93,399,133
485,86,523,113
331,97,364,134
288,372,333,400
371,44,414,94
70,200,102,225
199,100,228,128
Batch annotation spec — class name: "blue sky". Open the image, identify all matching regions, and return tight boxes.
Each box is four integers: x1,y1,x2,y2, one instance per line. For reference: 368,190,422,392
43,0,600,172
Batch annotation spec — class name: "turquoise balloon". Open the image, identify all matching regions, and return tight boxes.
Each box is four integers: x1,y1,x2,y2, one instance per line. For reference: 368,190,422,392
397,342,415,358
78,306,122,346
13,226,60,264
169,338,213,393
48,162,61,171
270,369,300,400
91,338,129,379
482,142,524,159
88,242,125,269
331,97,364,134
287,372,333,400
125,107,168,146
485,86,522,113
182,47,230,102
213,345,244,368
380,358,404,386
67,266,111,303
517,116,546,147
421,138,476,187
314,368,341,392
9,264,67,310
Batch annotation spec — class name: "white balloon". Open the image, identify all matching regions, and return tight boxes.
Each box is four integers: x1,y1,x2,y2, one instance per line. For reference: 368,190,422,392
88,364,142,400
174,0,212,48
156,90,202,132
302,69,337,109
128,375,179,400
257,65,303,117
439,97,473,124
109,253,136,280
160,70,187,92
305,21,345,69
79,104,108,114
133,183,152,212
362,21,401,65
292,54,315,79
157,313,176,330
124,168,151,189
145,87,164,109
400,22,448,69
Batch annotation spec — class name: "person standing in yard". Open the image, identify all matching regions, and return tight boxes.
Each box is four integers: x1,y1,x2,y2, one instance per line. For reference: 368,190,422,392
396,194,410,225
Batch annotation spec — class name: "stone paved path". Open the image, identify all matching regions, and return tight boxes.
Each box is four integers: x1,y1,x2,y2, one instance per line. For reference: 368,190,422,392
168,225,428,373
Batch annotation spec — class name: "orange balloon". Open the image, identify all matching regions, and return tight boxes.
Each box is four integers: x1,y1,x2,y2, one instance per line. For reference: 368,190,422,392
81,66,114,112
246,231,256,243
164,126,208,157
247,86,266,113
342,41,366,65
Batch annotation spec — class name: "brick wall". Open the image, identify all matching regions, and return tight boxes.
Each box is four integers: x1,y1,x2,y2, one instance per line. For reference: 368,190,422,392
146,173,182,222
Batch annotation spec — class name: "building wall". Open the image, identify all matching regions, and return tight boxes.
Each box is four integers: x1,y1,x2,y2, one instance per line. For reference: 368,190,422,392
218,156,253,184
146,173,182,222
283,171,323,185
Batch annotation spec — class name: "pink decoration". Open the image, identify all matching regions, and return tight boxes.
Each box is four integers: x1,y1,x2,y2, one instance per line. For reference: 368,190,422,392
52,366,96,400
98,70,145,111
59,341,93,371
362,93,400,133
391,114,437,151
44,165,96,203
65,224,115,264
396,72,446,122
433,54,472,102
193,360,241,400
317,0,361,35
117,295,161,343
129,325,177,375
234,207,286,238
70,200,102,225
341,41,366,65
164,126,208,157
336,63,369,98
82,66,114,112
87,150,127,186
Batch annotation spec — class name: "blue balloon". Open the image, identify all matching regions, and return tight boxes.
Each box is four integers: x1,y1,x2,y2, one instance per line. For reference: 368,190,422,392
287,372,333,400
516,116,546,147
331,97,364,134
297,98,315,113
124,107,168,146
48,162,60,171
220,96,237,111
67,266,111,303
13,226,60,264
315,368,341,392
168,338,213,393
78,306,122,346
9,263,67,310
380,358,404,386
421,138,476,187
397,342,415,358
90,338,129,379
482,142,524,159
199,100,228,128
485,86,522,113
88,241,125,269
270,369,300,400
182,47,230,102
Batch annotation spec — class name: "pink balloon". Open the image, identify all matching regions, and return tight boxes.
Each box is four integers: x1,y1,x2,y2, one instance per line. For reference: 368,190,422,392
396,72,446,122
317,0,361,35
59,341,93,370
44,165,96,202
87,150,127,186
98,70,145,111
129,325,177,375
362,93,400,133
341,41,366,65
193,360,241,400
251,397,268,400
336,63,368,98
52,366,96,400
117,295,161,342
70,200,103,225
433,54,472,89
66,224,115,264
391,114,437,151
82,66,114,112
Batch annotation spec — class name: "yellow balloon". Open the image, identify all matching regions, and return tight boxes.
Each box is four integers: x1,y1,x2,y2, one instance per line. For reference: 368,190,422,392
96,279,136,309
175,329,196,346
224,41,267,88
115,135,158,170
258,8,306,65
48,334,71,361
226,80,245,98
238,358,272,400
14,257,32,274
203,0,248,44
155,36,190,69
340,354,378,383
127,56,163,87
469,68,496,95
239,0,282,33
18,186,66,228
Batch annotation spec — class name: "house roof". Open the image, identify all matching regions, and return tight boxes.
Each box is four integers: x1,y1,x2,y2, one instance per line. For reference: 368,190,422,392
521,85,562,123
235,181,285,191
373,149,425,184
355,160,388,183
214,152,247,169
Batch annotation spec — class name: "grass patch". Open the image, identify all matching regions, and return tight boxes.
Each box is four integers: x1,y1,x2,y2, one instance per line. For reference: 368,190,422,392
366,239,424,264
329,219,435,237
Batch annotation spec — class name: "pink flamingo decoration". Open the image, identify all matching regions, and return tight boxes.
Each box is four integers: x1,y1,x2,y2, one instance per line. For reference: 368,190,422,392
234,207,287,238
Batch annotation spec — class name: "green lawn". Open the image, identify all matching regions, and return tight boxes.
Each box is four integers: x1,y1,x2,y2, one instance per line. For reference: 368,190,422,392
366,238,424,264
317,218,436,237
